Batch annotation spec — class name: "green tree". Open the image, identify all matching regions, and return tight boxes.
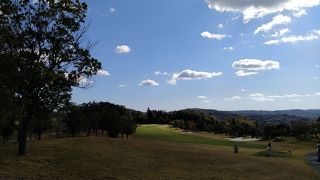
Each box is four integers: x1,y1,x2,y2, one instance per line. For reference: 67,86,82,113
0,0,101,154
120,115,136,139
0,116,16,144
66,104,85,137
104,108,121,138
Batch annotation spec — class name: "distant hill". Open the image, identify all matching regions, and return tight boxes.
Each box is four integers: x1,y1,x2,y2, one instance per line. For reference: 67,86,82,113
191,108,320,124
230,109,320,119
190,108,240,121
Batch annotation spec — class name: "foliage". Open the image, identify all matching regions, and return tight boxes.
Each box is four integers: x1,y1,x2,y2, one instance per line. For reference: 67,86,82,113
0,0,101,154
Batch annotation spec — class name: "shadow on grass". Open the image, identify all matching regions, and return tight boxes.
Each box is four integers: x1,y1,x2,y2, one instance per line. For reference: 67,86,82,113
253,150,292,158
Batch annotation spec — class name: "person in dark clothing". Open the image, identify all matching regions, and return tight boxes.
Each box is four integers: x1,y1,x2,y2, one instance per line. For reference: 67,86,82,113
267,142,272,149
233,145,239,154
267,142,272,156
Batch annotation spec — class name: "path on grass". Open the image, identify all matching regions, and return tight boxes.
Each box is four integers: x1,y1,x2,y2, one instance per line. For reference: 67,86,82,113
307,153,320,175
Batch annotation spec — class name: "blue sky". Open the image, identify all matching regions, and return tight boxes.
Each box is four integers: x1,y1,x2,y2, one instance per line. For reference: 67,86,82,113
72,0,320,111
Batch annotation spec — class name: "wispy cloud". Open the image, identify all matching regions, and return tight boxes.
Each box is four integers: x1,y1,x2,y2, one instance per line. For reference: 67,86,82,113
118,84,129,88
198,96,208,99
272,28,290,37
168,69,222,85
139,79,159,86
110,7,116,13
254,15,291,35
232,59,280,77
265,29,320,45
225,92,320,102
97,70,111,76
115,45,131,54
235,70,258,77
201,31,231,40
155,71,170,76
78,76,94,87
224,47,234,51
224,96,242,101
205,0,320,23
293,9,307,17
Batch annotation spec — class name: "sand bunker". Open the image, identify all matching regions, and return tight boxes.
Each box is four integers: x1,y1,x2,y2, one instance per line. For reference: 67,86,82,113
225,137,260,142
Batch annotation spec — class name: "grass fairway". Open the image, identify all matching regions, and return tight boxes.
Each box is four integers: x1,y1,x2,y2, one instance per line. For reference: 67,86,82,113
0,125,318,179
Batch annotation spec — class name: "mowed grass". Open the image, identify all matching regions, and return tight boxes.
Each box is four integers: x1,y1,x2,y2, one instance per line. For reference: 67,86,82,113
134,124,265,148
0,125,318,179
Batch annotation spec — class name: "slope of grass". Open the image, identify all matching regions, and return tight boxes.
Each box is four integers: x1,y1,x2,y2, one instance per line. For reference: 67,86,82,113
134,125,265,149
0,124,318,179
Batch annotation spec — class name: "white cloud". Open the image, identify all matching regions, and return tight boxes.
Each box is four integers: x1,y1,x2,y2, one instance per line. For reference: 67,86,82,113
97,70,111,76
249,93,275,102
232,59,280,77
241,89,246,92
265,29,320,45
289,99,302,102
235,70,258,77
110,7,116,13
316,65,320,68
225,92,320,103
115,45,131,54
272,28,290,37
224,96,242,101
254,15,291,35
201,31,230,40
224,46,234,51
118,84,129,88
281,34,318,43
139,79,159,86
293,9,307,17
218,23,223,28
313,76,319,80
248,92,318,102
168,69,222,85
78,76,94,87
198,96,208,99
233,59,280,71
155,71,169,76
205,0,320,22
202,100,211,103
264,39,281,45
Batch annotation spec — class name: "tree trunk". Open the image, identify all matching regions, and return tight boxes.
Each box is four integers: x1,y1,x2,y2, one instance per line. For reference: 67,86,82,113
56,130,59,138
37,133,41,141
18,117,29,155
86,128,90,137
95,127,98,137
2,137,5,145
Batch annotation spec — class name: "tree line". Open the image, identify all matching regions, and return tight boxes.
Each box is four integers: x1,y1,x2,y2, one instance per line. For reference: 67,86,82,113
0,101,138,145
1,101,320,152
139,108,320,140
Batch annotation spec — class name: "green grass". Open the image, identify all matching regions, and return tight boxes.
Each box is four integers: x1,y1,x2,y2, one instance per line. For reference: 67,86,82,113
0,124,318,179
253,150,292,158
134,125,265,149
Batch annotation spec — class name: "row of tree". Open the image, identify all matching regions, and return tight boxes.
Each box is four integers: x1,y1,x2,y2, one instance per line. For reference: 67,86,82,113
143,108,320,140
1,100,319,152
0,101,138,145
